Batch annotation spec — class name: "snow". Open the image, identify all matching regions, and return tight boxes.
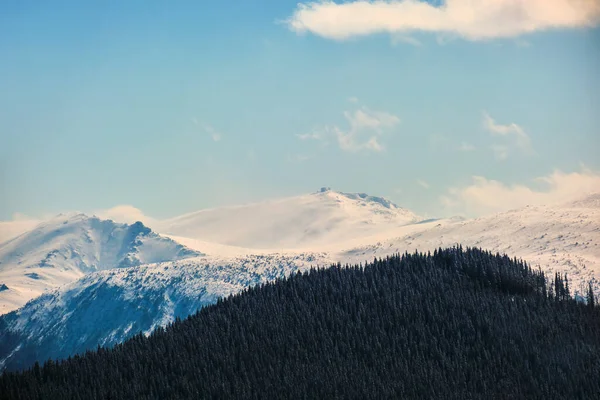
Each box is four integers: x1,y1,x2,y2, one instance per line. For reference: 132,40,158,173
331,199,600,296
153,189,420,249
0,189,599,371
155,190,600,297
0,215,200,313
0,252,332,371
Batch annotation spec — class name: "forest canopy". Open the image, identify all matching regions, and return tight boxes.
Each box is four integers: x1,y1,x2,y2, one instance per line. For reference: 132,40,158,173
1,247,599,400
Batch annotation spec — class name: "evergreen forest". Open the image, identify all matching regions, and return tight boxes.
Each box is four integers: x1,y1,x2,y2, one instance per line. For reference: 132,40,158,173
1,247,599,399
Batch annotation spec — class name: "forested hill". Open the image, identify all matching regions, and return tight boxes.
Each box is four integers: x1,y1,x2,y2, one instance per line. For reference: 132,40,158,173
2,247,599,400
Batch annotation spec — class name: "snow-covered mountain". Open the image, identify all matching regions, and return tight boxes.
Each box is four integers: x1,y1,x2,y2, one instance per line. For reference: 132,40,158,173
0,214,200,313
0,252,332,371
336,194,600,296
154,188,421,249
0,190,599,373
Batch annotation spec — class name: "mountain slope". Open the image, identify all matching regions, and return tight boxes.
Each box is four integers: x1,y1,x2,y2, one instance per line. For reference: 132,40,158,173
0,252,332,372
337,194,600,296
3,249,599,399
1,192,599,374
0,214,200,313
154,188,421,249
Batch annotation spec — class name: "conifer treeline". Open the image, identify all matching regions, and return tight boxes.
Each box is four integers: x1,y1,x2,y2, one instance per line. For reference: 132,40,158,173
1,247,599,399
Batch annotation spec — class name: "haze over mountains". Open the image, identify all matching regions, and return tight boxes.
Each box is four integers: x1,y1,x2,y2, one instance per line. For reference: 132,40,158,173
155,188,421,249
0,188,599,372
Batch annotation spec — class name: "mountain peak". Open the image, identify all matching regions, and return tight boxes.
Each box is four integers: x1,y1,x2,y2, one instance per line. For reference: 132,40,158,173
313,188,401,210
157,189,420,250
339,192,400,210
52,211,87,221
0,215,201,313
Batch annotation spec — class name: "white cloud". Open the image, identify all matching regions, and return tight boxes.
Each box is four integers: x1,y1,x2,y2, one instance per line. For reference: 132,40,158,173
483,112,533,158
348,96,359,103
95,205,155,226
286,0,600,41
298,106,400,152
335,126,385,152
0,215,42,244
483,112,530,148
346,108,400,131
417,179,431,189
10,212,38,222
440,167,600,216
337,107,400,152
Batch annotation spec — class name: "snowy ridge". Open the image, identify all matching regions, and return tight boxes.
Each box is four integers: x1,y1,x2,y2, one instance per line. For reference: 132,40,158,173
0,214,201,313
0,190,599,372
335,197,600,297
154,188,420,249
0,252,332,371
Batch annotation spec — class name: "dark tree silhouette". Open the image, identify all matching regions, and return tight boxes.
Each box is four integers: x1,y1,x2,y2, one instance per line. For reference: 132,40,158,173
1,247,599,400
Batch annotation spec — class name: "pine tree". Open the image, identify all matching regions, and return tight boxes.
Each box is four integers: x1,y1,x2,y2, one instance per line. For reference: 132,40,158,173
587,281,595,309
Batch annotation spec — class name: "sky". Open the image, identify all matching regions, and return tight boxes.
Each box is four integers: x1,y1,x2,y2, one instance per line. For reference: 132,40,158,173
1,0,599,222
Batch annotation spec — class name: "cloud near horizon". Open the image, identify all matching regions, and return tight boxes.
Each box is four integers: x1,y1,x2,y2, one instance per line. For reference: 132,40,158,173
0,217,42,244
95,205,156,226
440,167,600,216
286,0,600,41
4,167,598,240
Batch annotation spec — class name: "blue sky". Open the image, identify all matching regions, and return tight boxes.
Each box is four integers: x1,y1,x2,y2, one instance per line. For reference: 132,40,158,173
1,0,599,220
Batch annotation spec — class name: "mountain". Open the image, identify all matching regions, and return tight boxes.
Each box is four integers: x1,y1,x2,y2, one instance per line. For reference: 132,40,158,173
336,194,600,297
3,249,599,399
0,214,200,313
1,191,599,373
154,188,421,249
0,252,332,372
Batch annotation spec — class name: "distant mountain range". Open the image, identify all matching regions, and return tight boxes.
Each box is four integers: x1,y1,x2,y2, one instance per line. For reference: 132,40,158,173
0,189,598,372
